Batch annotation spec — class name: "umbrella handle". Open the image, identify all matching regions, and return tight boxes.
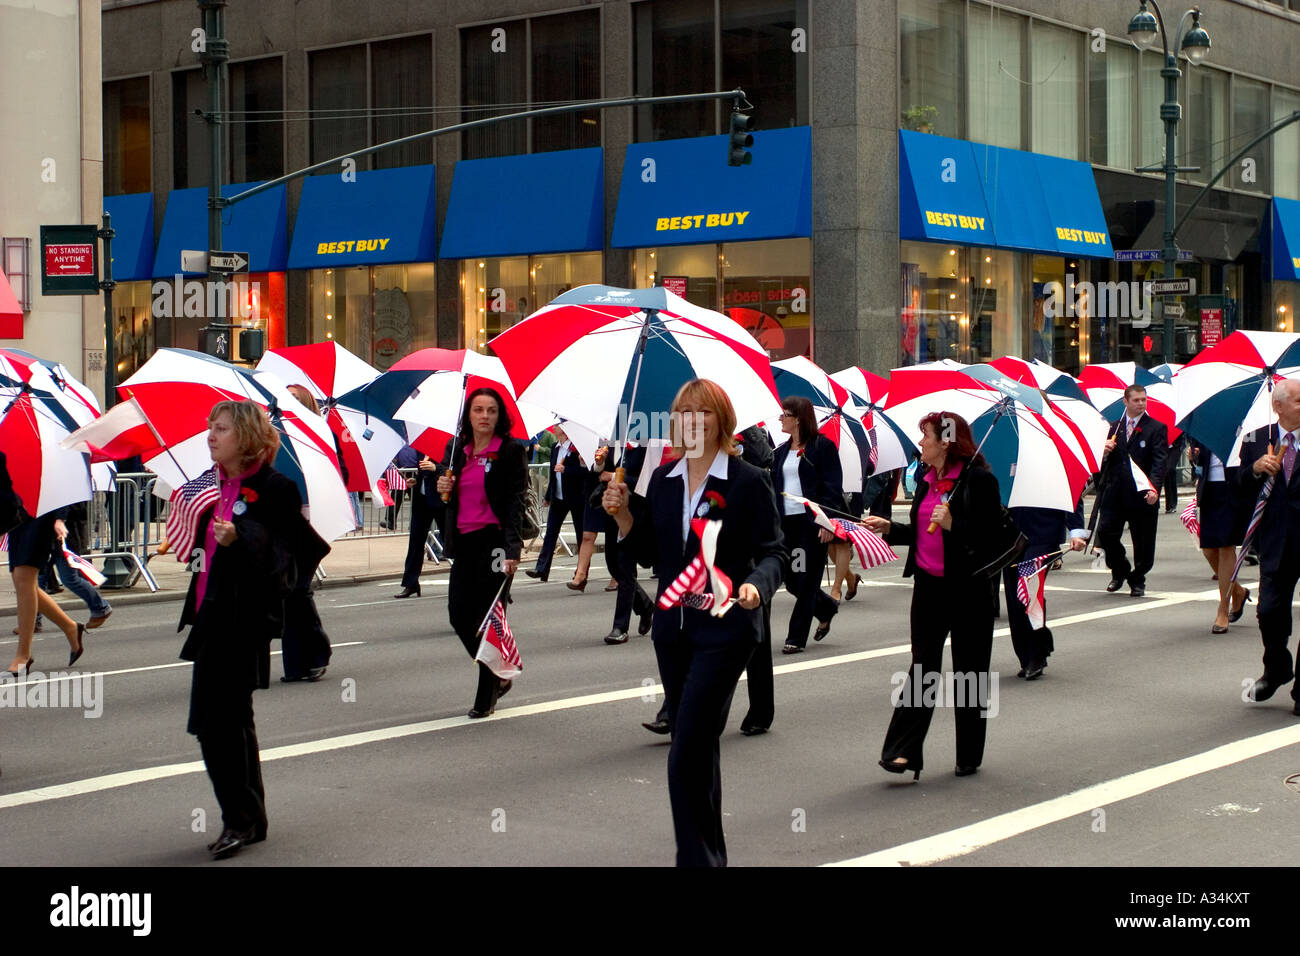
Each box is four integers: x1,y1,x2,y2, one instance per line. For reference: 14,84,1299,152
441,470,454,503
605,466,625,515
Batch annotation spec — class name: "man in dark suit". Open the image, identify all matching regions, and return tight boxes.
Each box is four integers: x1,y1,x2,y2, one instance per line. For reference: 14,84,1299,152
1003,500,1086,681
525,427,586,582
601,443,654,644
1096,385,1169,597
1237,379,1300,712
393,453,444,598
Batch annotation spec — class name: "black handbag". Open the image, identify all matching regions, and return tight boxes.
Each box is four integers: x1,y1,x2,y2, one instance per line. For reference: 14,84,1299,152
953,470,1027,578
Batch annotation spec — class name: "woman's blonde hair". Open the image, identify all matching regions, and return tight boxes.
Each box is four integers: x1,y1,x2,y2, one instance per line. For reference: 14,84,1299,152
208,399,280,472
286,384,320,416
669,379,738,459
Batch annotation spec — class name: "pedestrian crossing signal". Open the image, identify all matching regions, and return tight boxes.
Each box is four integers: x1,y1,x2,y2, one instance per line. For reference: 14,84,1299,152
728,111,754,167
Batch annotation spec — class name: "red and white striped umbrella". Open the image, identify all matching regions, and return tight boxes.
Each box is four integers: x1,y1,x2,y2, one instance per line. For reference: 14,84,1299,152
258,342,406,495
988,356,1108,474
767,356,874,493
0,389,92,518
1079,362,1180,442
829,366,915,473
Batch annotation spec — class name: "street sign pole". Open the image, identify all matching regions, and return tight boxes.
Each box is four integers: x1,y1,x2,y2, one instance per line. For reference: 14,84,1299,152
198,0,229,360
98,213,116,409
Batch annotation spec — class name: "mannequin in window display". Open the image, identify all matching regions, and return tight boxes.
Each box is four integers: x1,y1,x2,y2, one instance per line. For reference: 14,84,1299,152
1033,293,1052,365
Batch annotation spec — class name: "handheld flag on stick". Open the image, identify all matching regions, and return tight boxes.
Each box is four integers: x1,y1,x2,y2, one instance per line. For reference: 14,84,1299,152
1015,554,1053,629
61,544,107,587
656,518,734,616
1179,499,1200,539
474,575,522,680
165,467,220,565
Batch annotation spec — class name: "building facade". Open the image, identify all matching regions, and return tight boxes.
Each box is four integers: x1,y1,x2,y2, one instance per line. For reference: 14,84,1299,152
94,0,1300,395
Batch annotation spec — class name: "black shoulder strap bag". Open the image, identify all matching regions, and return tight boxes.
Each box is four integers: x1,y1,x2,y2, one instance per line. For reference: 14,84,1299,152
954,470,1027,579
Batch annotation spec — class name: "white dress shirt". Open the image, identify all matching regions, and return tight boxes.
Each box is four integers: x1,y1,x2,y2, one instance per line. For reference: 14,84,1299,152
668,449,731,548
780,444,804,515
554,440,571,499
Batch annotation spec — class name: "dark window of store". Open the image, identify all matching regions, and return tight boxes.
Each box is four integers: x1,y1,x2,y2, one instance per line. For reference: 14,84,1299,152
461,23,527,159
899,0,964,139
532,11,601,154
172,68,206,189
310,44,368,166
372,35,434,169
721,0,806,131
104,76,151,196
229,57,284,183
634,0,716,141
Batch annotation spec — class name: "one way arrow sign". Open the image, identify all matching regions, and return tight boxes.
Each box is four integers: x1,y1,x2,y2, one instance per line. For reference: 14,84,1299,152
208,250,249,274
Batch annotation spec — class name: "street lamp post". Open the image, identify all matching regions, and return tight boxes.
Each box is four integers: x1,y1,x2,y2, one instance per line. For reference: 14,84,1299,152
1128,0,1211,363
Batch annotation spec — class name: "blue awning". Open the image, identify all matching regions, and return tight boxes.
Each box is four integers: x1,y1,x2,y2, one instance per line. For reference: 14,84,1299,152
439,148,603,259
611,126,811,248
288,165,437,269
1033,153,1114,258
900,131,1113,257
1272,197,1300,281
899,130,995,245
152,181,288,278
102,193,155,281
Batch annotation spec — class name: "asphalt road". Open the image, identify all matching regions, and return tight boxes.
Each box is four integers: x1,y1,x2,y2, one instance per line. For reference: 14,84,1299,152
2,507,1297,871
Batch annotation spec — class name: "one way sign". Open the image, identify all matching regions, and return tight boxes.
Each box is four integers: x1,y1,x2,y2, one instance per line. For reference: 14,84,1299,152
208,251,249,273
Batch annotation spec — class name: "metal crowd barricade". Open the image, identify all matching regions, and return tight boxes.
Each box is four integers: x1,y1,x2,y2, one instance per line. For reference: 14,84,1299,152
527,462,574,555
88,471,160,592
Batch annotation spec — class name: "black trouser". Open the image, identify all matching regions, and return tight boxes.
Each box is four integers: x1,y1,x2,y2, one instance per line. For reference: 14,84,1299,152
1097,498,1159,588
1164,437,1186,510
190,654,266,834
780,515,836,648
281,556,330,679
385,488,406,527
741,601,775,729
448,526,510,712
534,496,583,580
401,495,438,589
881,571,995,772
1001,561,1054,669
654,620,756,867
1257,557,1300,696
606,523,652,632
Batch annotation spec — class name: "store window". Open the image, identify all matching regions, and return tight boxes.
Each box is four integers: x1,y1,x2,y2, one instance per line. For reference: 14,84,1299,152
630,240,812,359
1274,88,1300,200
158,271,286,366
104,77,150,197
1030,23,1081,160
110,281,156,381
1030,254,1088,373
461,253,601,354
308,264,436,370
1231,77,1270,193
229,57,284,183
900,241,1022,366
1273,284,1295,334
1089,43,1136,170
462,12,600,160
899,0,964,139
968,6,1024,150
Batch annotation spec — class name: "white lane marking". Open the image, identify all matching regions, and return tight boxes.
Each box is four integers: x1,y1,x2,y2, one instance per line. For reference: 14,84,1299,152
0,642,367,689
825,724,1300,867
0,585,1232,810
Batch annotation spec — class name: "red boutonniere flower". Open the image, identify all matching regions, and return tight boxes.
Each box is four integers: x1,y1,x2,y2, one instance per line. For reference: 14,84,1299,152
933,479,955,495
705,490,726,509
239,487,259,503
796,447,806,458
1132,426,1142,436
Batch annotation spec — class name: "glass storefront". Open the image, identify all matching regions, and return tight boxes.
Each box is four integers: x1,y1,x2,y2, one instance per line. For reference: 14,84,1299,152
308,264,436,370
460,252,601,354
899,241,1022,366
630,238,812,360
111,281,156,382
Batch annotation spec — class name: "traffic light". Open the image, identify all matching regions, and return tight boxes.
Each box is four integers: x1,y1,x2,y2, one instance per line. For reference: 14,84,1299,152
728,110,754,166
239,328,265,362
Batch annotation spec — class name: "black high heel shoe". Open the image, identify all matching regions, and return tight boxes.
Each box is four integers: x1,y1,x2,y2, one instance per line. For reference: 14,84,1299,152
566,575,588,592
4,658,34,678
845,573,862,601
68,623,87,667
1228,588,1252,623
878,757,920,780
393,585,421,599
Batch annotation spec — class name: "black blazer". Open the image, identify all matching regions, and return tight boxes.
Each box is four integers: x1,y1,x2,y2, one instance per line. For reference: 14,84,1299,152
627,453,785,645
771,433,844,513
440,435,529,561
1009,501,1085,562
1236,424,1300,576
0,451,18,534
886,460,1004,580
544,441,588,504
178,464,330,690
1188,438,1241,498
1098,413,1169,506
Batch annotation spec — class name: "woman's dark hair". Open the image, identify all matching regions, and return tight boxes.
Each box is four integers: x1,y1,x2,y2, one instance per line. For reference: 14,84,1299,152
459,387,514,441
782,396,820,446
918,410,987,471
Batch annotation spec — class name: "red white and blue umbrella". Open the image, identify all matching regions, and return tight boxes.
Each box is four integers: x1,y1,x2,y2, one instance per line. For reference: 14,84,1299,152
1171,330,1300,465
257,342,406,495
0,372,93,518
768,356,873,493
830,366,915,474
1079,362,1180,442
987,356,1108,474
489,284,781,444
883,363,1092,511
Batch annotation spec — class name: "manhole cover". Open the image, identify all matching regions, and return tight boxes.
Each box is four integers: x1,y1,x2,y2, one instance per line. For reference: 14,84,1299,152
1284,773,1300,793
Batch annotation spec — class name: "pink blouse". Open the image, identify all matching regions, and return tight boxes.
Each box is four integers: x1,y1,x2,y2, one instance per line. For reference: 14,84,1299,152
195,463,259,610
915,462,963,577
457,436,503,534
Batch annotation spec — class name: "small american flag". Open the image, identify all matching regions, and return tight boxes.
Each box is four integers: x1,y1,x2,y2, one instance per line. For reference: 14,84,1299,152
0,533,7,552
475,597,522,679
166,467,220,565
832,518,898,569
1180,499,1200,538
658,553,716,611
1015,555,1050,630
864,411,880,469
62,544,107,587
383,464,407,491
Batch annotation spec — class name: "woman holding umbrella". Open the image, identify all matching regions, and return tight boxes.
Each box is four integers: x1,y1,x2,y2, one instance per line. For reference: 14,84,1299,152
1188,439,1252,633
178,400,328,859
864,411,1003,780
770,396,843,653
603,379,785,866
435,387,529,717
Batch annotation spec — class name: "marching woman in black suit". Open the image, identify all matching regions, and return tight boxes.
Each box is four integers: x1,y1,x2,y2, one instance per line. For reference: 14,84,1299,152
864,411,1003,780
435,387,529,718
1188,439,1252,633
604,379,785,867
770,396,843,653
179,400,329,859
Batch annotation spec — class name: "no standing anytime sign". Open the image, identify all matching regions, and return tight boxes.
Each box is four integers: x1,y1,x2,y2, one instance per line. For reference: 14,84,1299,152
40,224,99,295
